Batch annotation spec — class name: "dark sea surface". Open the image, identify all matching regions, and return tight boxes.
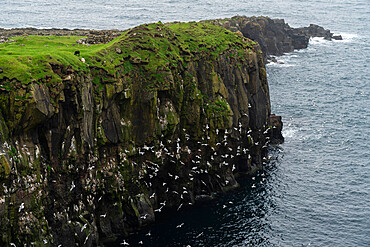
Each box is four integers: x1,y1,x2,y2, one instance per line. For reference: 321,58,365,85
1,0,369,246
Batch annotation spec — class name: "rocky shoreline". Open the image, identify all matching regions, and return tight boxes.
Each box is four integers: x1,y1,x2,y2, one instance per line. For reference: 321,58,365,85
209,16,342,60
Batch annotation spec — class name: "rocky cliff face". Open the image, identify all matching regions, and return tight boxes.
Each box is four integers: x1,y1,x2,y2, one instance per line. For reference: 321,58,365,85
0,21,283,246
209,16,342,59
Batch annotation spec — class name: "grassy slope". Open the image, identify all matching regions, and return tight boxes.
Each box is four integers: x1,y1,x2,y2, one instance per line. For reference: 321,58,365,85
0,35,107,87
0,21,257,90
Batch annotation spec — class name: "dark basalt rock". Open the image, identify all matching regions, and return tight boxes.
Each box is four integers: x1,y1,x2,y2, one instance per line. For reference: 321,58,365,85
269,114,284,144
332,35,343,40
210,16,342,60
295,24,343,41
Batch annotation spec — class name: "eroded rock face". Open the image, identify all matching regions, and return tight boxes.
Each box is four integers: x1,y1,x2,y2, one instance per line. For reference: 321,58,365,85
295,24,343,41
0,22,283,246
210,16,342,59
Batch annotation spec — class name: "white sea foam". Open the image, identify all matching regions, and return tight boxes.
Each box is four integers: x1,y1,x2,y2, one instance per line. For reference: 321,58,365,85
282,126,297,139
267,54,298,67
309,37,329,46
334,33,360,43
267,62,296,68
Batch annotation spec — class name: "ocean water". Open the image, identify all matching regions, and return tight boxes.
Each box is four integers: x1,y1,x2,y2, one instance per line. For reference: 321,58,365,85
1,0,369,246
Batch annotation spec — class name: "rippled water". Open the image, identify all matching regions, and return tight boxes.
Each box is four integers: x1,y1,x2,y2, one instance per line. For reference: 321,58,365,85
265,34,370,246
1,0,368,31
2,0,369,246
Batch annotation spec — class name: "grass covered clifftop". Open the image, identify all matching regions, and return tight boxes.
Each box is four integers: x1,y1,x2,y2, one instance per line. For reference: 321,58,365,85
0,21,257,90
0,35,102,85
0,21,261,135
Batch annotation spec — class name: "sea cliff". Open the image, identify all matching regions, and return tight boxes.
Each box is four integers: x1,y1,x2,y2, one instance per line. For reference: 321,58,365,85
0,21,283,246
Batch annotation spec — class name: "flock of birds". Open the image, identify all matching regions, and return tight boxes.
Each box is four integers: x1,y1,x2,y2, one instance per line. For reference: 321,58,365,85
110,125,273,246
118,171,269,246
0,116,274,246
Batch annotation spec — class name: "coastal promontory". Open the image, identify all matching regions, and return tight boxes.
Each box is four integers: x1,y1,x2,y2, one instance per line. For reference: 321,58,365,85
0,20,282,246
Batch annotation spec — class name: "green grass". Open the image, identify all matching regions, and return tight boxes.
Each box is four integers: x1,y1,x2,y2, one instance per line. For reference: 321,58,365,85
0,35,107,87
0,21,257,91
0,35,105,56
